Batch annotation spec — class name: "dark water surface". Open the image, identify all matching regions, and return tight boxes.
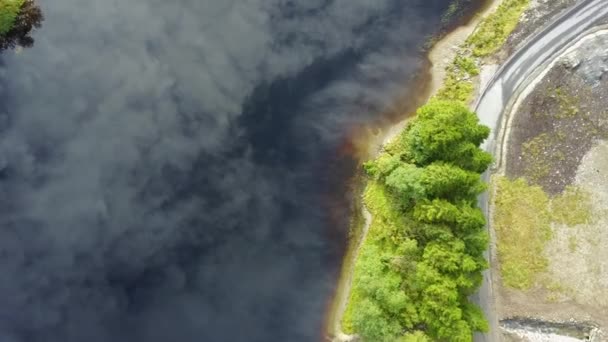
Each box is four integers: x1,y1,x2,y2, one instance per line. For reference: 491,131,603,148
1,1,467,341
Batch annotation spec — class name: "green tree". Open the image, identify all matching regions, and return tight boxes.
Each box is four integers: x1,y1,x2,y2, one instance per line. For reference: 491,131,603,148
0,0,24,34
348,98,491,341
352,298,403,342
381,161,486,204
0,0,43,50
385,163,426,202
398,331,432,342
421,240,486,293
419,162,486,201
462,228,490,258
355,243,420,330
406,100,492,173
364,154,402,181
462,301,489,333
413,199,486,235
416,261,471,341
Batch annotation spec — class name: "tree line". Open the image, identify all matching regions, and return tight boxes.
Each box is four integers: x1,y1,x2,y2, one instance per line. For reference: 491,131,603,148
347,100,491,341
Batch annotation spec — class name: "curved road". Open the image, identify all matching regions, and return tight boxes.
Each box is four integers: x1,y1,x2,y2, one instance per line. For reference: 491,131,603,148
472,0,608,341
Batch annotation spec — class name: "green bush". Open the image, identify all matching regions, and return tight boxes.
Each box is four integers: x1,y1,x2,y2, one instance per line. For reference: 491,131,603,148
467,0,530,57
435,0,530,104
436,73,475,104
407,100,492,172
399,331,432,342
0,0,24,34
454,56,480,76
435,56,479,104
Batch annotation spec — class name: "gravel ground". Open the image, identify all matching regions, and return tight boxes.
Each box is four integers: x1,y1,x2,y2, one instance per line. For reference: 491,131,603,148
546,141,608,313
497,141,608,341
505,63,608,194
497,21,608,342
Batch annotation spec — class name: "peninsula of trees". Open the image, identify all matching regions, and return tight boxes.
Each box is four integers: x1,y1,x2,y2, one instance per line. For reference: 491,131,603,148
343,100,492,341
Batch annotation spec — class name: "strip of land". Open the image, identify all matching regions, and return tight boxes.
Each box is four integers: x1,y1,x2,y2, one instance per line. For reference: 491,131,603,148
329,0,537,340
330,0,608,341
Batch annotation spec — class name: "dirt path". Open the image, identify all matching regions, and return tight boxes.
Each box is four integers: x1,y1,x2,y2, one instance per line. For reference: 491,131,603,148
330,207,371,342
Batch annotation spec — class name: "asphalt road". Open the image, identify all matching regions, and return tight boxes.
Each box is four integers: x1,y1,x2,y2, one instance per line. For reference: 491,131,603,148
472,0,608,341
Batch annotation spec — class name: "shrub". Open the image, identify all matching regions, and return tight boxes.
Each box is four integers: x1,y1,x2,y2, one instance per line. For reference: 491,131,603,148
0,0,24,34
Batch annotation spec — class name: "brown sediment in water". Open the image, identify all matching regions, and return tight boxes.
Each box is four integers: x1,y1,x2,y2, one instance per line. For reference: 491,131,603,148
319,0,500,339
319,64,432,341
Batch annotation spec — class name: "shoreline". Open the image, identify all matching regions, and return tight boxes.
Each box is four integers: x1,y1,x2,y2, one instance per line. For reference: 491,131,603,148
325,0,505,339
380,0,503,148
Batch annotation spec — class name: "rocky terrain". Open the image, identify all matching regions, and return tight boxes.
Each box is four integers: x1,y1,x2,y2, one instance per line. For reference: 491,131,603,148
496,20,608,342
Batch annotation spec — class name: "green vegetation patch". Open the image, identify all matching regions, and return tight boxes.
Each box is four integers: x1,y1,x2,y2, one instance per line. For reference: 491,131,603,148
434,0,531,104
342,181,420,339
435,54,481,105
544,281,571,302
341,289,357,333
551,186,593,226
345,100,491,341
0,0,25,35
467,0,530,57
342,181,413,336
493,177,594,290
493,177,551,289
436,63,476,104
521,133,555,184
553,87,581,119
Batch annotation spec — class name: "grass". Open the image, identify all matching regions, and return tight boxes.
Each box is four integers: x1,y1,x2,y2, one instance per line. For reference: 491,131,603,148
341,283,359,333
435,53,481,104
0,0,25,35
435,64,476,104
434,54,481,104
467,0,530,57
544,281,571,302
551,186,593,226
493,176,552,289
493,177,595,290
554,87,581,119
521,133,553,183
533,86,582,120
341,181,409,333
434,0,531,103
454,55,480,76
545,293,559,303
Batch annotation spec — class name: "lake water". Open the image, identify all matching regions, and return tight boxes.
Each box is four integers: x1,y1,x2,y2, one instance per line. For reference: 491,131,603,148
0,1,476,341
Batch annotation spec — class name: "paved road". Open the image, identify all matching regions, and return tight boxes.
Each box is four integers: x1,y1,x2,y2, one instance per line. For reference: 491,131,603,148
472,0,608,341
